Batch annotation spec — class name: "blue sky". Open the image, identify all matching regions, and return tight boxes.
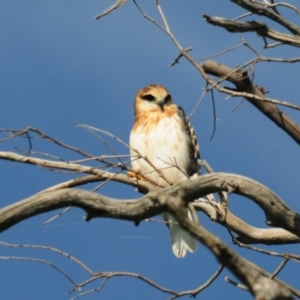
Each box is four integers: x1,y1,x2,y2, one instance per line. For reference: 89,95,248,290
1,1,300,299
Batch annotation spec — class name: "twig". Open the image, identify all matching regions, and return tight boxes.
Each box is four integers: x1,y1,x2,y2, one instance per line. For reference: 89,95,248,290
169,47,192,66
252,0,300,16
42,206,72,225
70,278,109,299
94,0,127,20
0,151,154,192
0,255,78,288
77,125,130,148
0,240,94,275
210,89,217,140
225,276,248,291
270,258,289,279
200,43,243,60
189,88,208,118
71,271,179,296
169,265,225,299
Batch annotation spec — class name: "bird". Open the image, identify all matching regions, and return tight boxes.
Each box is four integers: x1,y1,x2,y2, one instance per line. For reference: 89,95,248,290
129,84,200,258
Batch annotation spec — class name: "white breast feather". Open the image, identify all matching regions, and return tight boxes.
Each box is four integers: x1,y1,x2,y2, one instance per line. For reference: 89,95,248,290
130,114,190,186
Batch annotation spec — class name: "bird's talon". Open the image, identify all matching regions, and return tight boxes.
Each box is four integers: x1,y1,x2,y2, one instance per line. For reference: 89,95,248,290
127,171,147,181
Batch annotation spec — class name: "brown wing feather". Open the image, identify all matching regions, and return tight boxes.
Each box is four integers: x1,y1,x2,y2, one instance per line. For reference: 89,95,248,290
176,105,201,176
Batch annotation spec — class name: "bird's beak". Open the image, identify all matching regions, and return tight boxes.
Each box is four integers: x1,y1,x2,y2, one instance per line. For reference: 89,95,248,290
158,100,164,108
158,99,166,111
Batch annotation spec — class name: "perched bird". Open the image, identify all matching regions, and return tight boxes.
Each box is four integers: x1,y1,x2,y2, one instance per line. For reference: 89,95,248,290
129,84,200,258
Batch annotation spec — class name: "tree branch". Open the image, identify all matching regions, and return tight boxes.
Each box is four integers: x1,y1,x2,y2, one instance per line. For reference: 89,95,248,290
231,0,300,36
202,60,300,146
194,201,300,245
203,16,300,47
1,173,300,240
156,184,294,299
0,151,153,193
1,167,300,298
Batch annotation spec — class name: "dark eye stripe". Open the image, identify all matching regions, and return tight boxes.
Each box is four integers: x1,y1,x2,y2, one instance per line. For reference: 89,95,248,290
165,94,171,102
141,94,155,101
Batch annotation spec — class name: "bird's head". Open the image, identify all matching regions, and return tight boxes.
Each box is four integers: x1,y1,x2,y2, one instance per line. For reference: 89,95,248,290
134,84,173,115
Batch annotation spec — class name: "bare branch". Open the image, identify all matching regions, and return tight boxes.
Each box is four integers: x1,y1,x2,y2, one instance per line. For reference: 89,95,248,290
73,271,180,297
0,256,78,288
203,16,300,47
225,276,249,291
1,173,300,243
169,265,224,299
202,60,300,146
189,88,208,118
0,241,94,275
200,43,244,60
263,1,300,15
157,185,294,299
0,127,95,159
94,0,127,20
231,0,300,36
0,151,153,193
42,206,72,225
270,258,290,278
193,200,300,245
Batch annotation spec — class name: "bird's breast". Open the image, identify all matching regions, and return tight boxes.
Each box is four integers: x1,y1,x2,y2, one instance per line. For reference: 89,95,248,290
130,112,191,185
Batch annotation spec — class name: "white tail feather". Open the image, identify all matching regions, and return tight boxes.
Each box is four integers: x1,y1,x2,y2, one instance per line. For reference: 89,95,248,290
161,212,198,258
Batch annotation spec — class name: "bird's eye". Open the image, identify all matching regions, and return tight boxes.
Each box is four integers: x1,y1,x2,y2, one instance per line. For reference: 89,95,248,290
141,94,156,102
165,94,171,102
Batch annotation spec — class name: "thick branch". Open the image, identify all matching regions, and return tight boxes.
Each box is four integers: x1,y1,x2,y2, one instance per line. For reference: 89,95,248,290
202,60,300,146
231,0,300,36
166,196,294,299
0,189,162,233
180,173,300,237
194,201,300,245
1,172,300,298
2,148,299,244
1,173,300,240
204,16,300,47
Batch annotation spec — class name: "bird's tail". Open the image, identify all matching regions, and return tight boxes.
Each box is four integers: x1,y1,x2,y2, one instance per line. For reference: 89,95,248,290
161,211,198,258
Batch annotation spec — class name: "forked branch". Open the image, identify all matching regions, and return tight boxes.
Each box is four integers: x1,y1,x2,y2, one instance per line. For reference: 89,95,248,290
1,172,300,298
202,60,300,146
